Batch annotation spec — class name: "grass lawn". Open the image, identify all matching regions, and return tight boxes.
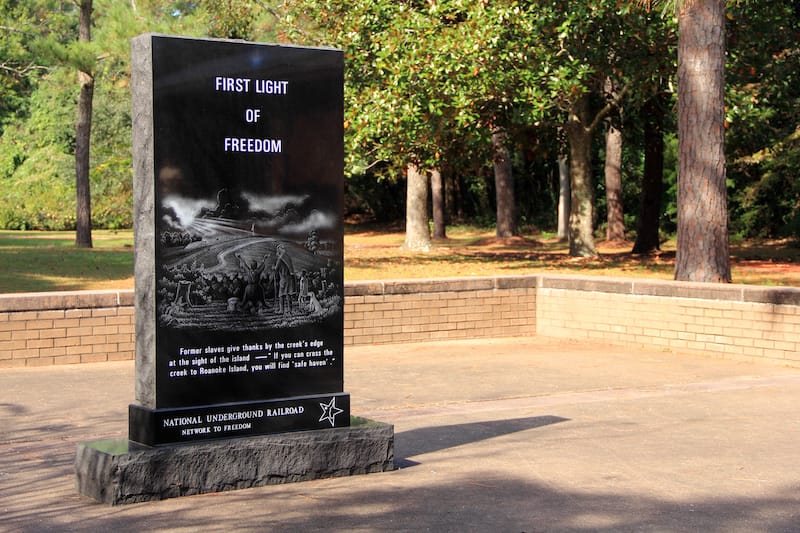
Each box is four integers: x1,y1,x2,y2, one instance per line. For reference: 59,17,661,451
0,226,798,294
0,230,135,294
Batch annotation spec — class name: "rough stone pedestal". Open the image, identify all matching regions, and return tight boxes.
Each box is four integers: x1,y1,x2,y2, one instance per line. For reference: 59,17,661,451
75,419,394,505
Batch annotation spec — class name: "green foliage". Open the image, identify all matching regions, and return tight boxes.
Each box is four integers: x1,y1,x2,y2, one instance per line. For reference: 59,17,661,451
0,0,213,231
661,132,679,234
202,0,255,39
201,0,277,41
344,171,406,222
282,1,487,176
0,0,798,241
90,80,133,230
281,0,680,235
0,68,76,229
0,0,70,130
0,145,74,230
0,62,135,229
725,2,800,239
733,131,800,239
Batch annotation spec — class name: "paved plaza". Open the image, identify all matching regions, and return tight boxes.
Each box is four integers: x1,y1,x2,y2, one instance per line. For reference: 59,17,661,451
2,337,800,532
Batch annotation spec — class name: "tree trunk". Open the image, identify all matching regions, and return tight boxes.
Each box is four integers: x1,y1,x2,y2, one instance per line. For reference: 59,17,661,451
445,170,460,223
75,0,93,248
431,168,446,239
557,156,570,241
632,95,665,254
492,128,516,238
675,0,730,282
604,120,625,241
565,94,597,257
403,163,431,251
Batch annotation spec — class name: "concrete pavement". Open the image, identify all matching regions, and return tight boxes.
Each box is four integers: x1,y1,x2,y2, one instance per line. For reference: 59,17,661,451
2,337,800,532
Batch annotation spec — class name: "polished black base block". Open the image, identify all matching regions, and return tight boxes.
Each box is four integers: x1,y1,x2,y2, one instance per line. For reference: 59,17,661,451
76,418,394,505
129,393,350,446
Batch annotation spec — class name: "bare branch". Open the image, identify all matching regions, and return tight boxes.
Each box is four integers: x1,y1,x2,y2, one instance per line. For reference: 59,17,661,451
0,25,37,37
253,0,282,20
363,159,388,171
586,81,632,133
0,62,50,77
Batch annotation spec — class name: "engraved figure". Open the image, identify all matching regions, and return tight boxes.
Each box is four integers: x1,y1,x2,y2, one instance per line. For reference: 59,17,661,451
273,243,295,314
235,252,268,312
298,269,309,311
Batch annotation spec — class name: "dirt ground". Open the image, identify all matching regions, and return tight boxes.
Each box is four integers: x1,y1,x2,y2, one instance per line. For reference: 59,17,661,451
343,225,800,286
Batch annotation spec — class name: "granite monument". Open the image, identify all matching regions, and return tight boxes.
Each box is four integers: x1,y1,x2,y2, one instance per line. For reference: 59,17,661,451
75,34,393,505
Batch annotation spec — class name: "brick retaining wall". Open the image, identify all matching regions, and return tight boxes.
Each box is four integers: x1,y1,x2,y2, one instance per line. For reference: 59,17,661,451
0,290,135,367
1,275,798,368
344,277,537,345
536,276,800,365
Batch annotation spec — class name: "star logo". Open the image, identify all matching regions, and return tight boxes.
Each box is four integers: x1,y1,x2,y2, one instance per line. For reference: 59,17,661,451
319,397,343,427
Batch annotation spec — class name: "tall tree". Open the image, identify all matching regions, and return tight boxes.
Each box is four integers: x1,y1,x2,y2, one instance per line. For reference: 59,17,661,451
564,93,599,256
492,127,516,238
633,0,730,280
603,76,625,242
604,119,625,242
452,1,672,255
627,8,676,255
403,163,431,250
74,0,94,248
507,2,651,256
556,155,570,241
282,1,488,249
632,93,667,253
674,0,730,281
430,168,446,239
0,1,218,232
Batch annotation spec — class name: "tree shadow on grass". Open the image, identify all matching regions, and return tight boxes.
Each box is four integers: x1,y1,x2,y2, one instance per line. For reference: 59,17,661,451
345,251,677,277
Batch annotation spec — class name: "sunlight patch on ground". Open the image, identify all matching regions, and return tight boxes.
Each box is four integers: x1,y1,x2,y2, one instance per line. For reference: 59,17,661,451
0,228,798,291
7,273,135,292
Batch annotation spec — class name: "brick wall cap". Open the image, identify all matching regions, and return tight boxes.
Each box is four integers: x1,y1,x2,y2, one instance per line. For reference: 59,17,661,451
540,274,800,305
0,290,135,312
1,276,798,308
344,275,540,296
